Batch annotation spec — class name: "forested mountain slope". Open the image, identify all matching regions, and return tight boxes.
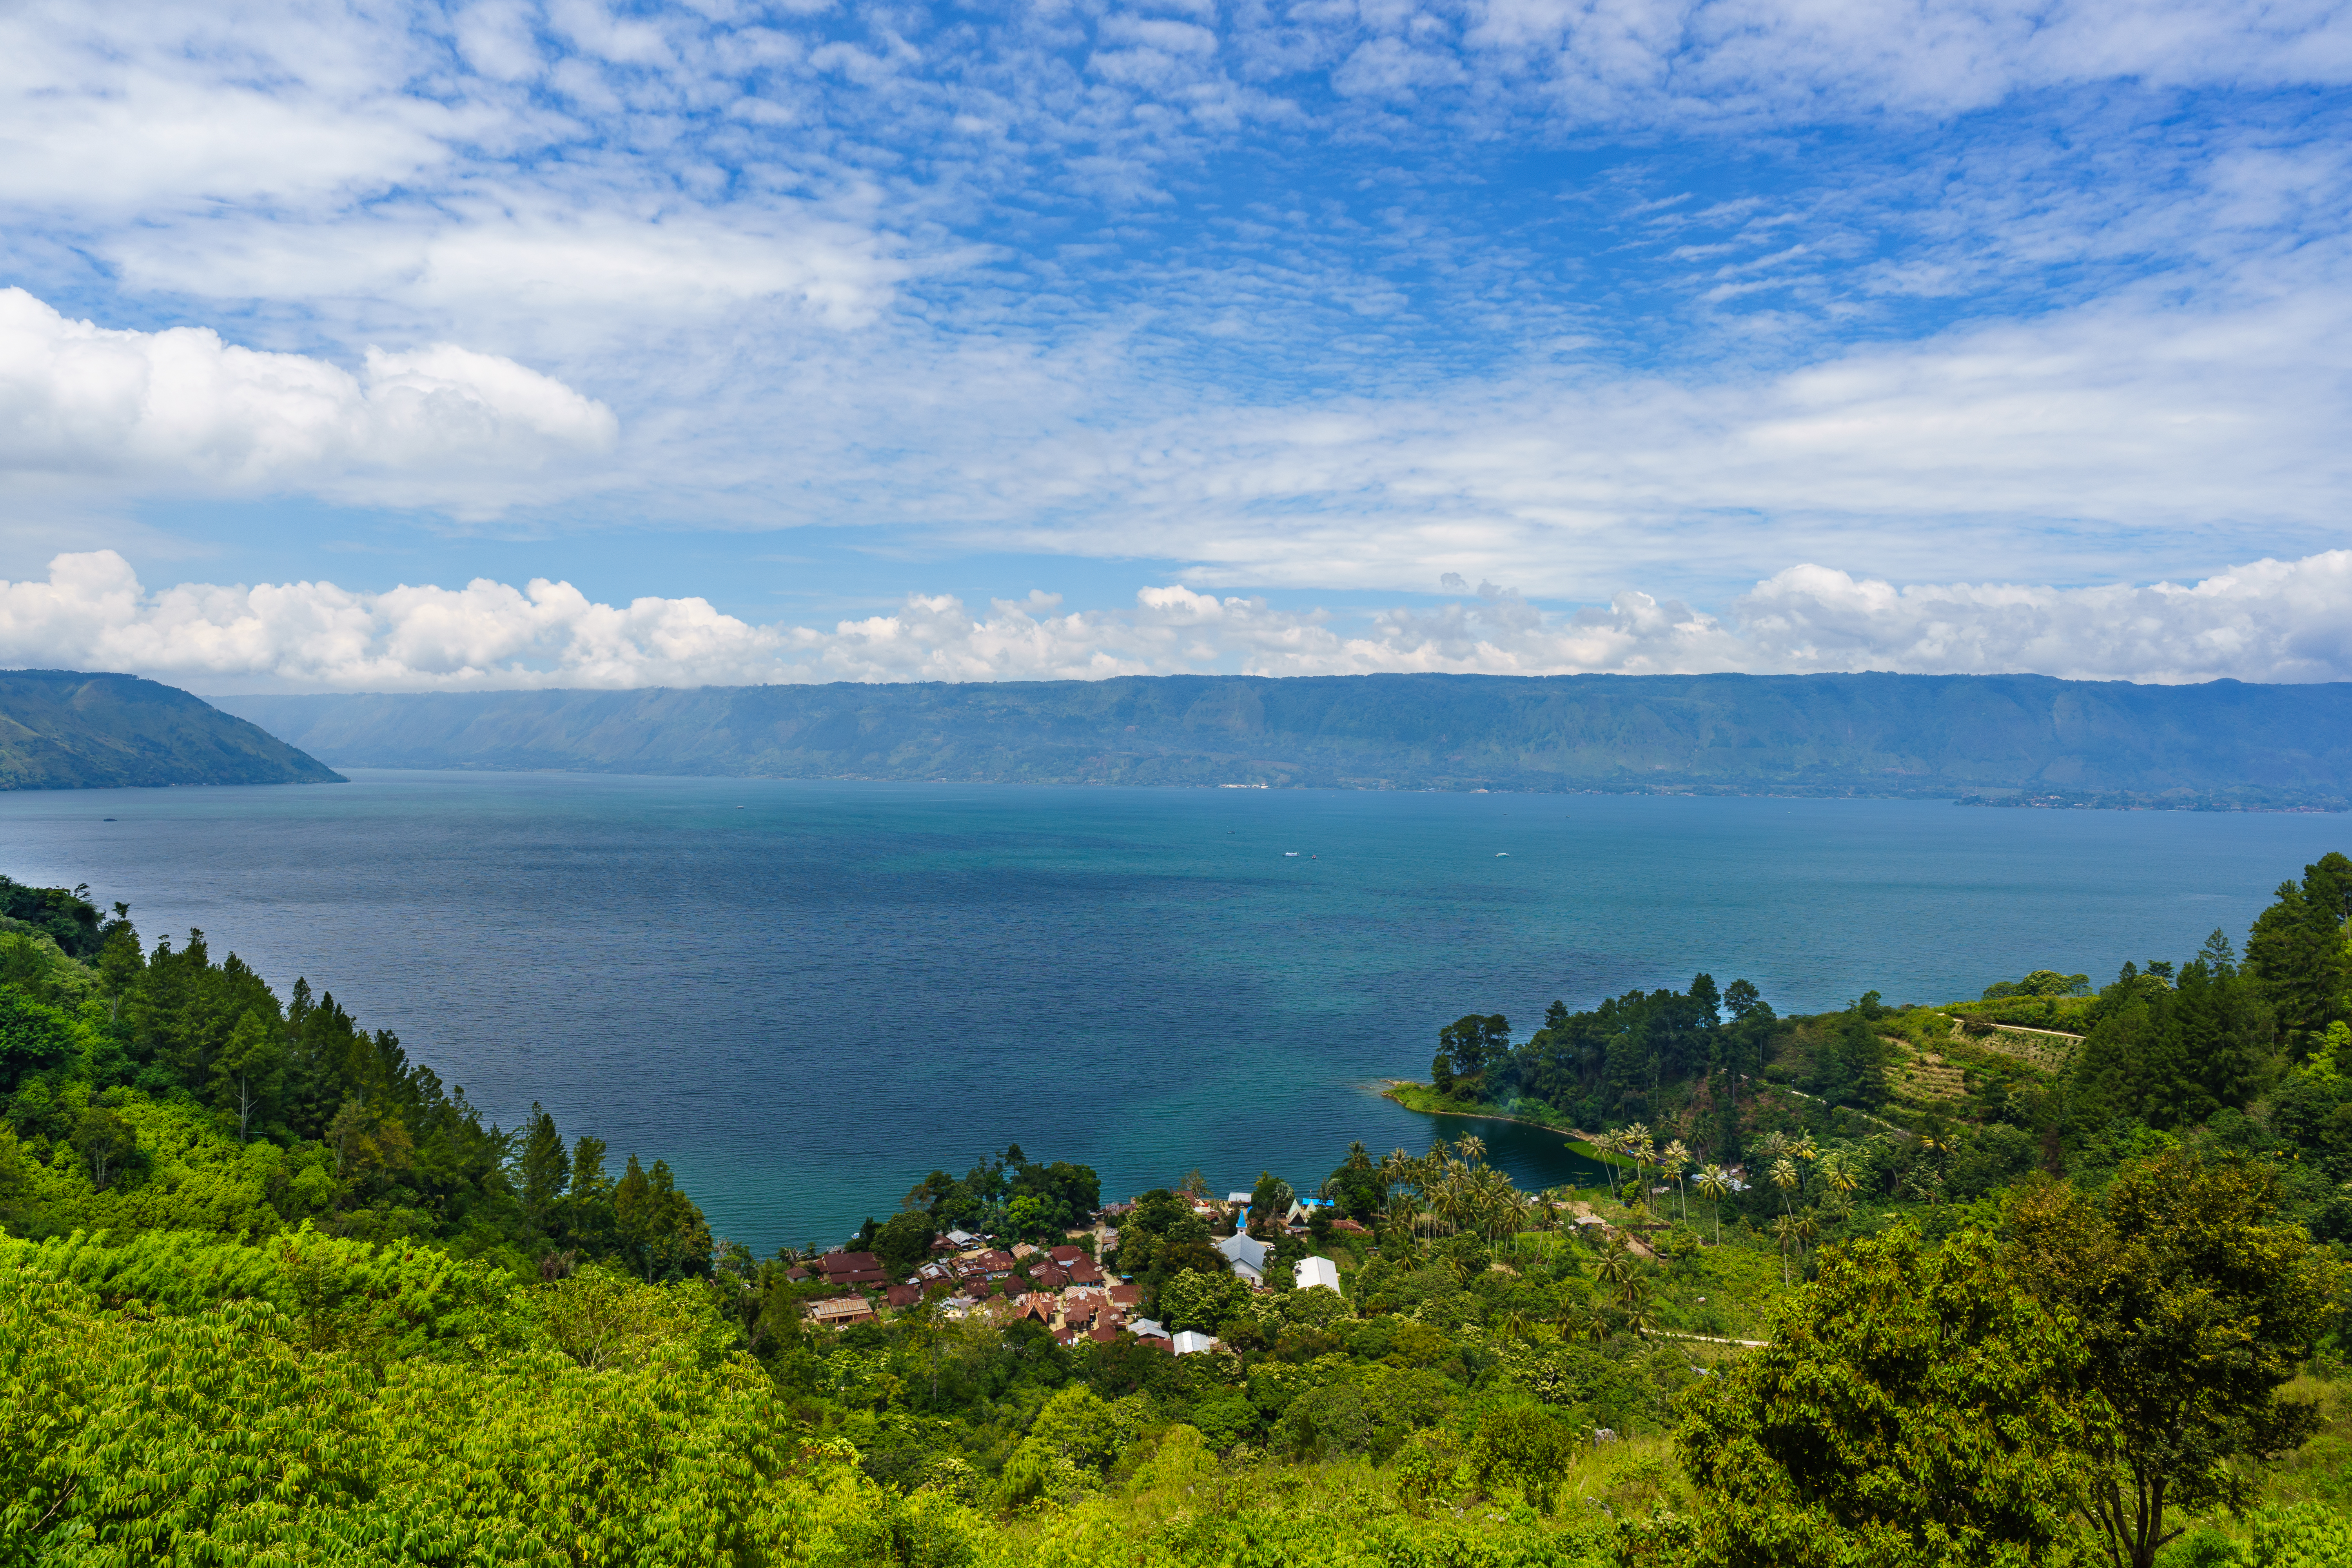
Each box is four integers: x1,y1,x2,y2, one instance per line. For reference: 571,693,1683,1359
216,671,2352,801
4,858,2350,1564
0,669,343,790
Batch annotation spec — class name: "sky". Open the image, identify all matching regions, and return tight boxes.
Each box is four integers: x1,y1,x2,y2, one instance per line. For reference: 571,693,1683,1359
1,0,2350,691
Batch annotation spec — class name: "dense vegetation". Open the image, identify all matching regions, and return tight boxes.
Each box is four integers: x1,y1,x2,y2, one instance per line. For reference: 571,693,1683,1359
0,669,341,789
220,671,2352,802
4,858,2351,1564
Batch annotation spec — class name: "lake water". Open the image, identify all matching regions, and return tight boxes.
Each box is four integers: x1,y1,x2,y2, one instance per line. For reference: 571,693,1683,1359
2,772,2342,1251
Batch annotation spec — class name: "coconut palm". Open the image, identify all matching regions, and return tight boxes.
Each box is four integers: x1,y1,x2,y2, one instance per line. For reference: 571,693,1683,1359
1622,1122,1652,1201
1794,1207,1821,1266
1593,1129,1624,1200
1694,1163,1731,1245
1769,1211,1801,1285
1661,1140,1692,1225
1769,1156,1800,1215
1617,1278,1659,1339
1593,1233,1636,1295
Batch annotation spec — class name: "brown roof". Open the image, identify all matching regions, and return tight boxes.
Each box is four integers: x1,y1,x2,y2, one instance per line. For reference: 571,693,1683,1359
820,1251,887,1285
1047,1245,1087,1265
1067,1259,1104,1285
1107,1283,1141,1305
1089,1323,1119,1343
1031,1264,1069,1291
885,1283,923,1308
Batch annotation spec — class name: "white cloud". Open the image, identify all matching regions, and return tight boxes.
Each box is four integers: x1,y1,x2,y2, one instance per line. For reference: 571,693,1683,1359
0,290,616,506
9,548,2352,693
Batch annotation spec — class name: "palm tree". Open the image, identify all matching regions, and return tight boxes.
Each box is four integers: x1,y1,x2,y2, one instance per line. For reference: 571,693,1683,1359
1794,1208,1821,1268
1661,1140,1692,1225
1769,1156,1800,1216
1770,1212,1801,1285
1594,1233,1635,1296
1695,1163,1731,1245
1622,1122,1652,1207
1593,1129,1623,1200
1616,1276,1659,1339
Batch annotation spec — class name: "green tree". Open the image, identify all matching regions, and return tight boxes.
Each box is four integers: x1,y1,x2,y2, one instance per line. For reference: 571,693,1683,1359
2245,851,2352,1059
871,1209,935,1276
1679,1225,2085,1568
2005,1154,2341,1568
613,1154,714,1282
211,1008,284,1142
517,1102,569,1232
0,985,75,1094
1160,1267,1250,1331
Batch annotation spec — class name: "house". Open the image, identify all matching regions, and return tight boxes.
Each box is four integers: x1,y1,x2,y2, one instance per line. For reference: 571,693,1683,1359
1171,1330,1220,1356
806,1297,877,1328
819,1251,887,1288
885,1283,924,1310
1031,1263,1069,1291
1065,1257,1104,1286
1225,1192,1252,1208
1293,1256,1342,1294
1127,1317,1170,1340
1214,1230,1270,1286
1107,1282,1142,1308
1012,1242,1039,1258
1014,1293,1055,1324
1047,1245,1088,1268
1282,1198,1333,1228
1331,1218,1371,1236
969,1249,1018,1278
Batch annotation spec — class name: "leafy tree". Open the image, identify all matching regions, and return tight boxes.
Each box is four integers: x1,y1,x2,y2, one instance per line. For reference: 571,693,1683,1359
1160,1267,1251,1330
1321,1140,1387,1221
1437,1012,1510,1090
2004,1154,2344,1568
871,1209,935,1275
613,1154,713,1282
0,984,74,1094
517,1102,569,1232
211,1008,284,1142
2246,851,2352,1058
1984,970,2092,1000
1679,1225,2085,1568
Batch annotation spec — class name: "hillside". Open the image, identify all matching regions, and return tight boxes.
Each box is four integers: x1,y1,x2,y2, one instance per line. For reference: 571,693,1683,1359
0,669,343,789
216,671,2352,801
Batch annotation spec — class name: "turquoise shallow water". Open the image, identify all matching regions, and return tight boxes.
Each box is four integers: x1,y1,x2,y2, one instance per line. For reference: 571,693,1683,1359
2,771,2343,1251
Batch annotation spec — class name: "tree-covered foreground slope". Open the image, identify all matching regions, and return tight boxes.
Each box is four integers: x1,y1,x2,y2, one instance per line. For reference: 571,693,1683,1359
3,862,2351,1565
0,669,343,789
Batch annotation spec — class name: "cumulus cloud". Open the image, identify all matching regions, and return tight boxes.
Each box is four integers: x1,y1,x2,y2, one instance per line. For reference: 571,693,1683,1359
9,549,2352,693
0,290,616,506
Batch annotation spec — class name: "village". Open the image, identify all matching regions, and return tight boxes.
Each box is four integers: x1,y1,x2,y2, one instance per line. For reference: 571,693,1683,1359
793,1190,1357,1352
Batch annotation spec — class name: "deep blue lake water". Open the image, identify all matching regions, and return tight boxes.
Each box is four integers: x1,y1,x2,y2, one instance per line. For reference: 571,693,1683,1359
2,771,2343,1252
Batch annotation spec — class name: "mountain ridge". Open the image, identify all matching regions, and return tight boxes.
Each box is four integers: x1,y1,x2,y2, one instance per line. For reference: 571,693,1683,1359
0,670,345,790
212,671,2352,802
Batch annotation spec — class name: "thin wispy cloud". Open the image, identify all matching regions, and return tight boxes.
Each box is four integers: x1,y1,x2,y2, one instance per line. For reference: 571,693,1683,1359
1,0,2347,683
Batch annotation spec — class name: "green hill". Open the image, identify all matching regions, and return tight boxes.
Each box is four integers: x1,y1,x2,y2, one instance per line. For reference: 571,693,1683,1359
218,671,2352,802
0,670,343,790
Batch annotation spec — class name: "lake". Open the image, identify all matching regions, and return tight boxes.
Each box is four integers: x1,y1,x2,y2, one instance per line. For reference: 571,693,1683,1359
2,772,2341,1250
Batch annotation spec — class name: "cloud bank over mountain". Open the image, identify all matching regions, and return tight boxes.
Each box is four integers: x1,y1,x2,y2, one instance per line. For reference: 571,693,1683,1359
2,0,2347,679
8,549,2349,692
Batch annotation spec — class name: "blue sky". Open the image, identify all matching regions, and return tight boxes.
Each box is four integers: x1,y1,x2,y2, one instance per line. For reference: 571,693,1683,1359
2,0,2350,688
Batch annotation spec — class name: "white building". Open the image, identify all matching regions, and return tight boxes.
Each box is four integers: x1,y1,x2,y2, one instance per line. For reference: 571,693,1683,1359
1172,1330,1220,1356
1216,1230,1270,1286
1293,1255,1341,1293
